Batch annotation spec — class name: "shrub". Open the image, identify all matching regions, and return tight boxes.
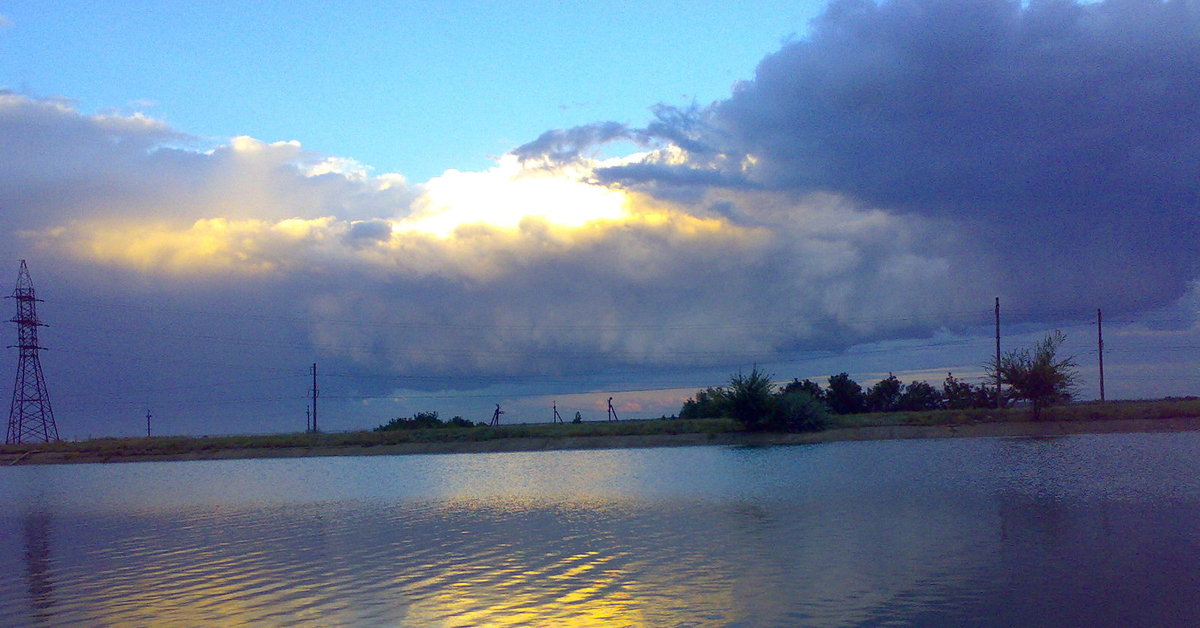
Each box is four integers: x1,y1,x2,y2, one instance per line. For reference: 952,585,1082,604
771,389,830,431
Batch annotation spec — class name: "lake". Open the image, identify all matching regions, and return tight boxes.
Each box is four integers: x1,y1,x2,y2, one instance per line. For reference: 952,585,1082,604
3,432,1200,626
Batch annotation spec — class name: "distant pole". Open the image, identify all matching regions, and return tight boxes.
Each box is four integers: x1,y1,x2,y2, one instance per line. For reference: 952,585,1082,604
608,397,619,421
995,297,1002,408
310,363,318,433
490,404,503,427
1098,308,1105,402
306,405,311,433
552,401,563,424
146,410,152,438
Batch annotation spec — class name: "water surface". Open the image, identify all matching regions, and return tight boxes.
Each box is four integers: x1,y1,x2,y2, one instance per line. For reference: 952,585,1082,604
3,432,1200,626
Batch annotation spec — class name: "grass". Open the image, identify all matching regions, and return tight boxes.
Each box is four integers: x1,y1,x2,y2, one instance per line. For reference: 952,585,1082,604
0,417,739,459
2,398,1198,460
827,397,1200,429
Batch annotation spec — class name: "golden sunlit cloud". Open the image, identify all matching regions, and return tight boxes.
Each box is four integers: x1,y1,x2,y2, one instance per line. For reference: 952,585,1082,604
52,217,336,275
27,143,748,280
398,155,631,237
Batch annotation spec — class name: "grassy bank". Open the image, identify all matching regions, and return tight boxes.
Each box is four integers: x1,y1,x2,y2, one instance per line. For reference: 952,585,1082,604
829,397,1200,429
0,417,739,462
2,398,1199,465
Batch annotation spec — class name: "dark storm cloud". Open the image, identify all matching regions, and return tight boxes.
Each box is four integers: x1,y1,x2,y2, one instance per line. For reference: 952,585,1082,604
621,0,1200,315
512,121,643,164
718,0,1200,210
346,219,393,242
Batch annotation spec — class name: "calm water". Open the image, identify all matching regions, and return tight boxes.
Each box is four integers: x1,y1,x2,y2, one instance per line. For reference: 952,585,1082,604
3,433,1200,626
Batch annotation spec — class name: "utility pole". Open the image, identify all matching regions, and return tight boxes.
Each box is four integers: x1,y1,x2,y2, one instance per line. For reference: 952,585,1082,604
607,397,619,421
146,410,152,438
490,404,503,427
552,401,563,424
306,405,311,433
310,363,318,433
994,297,1002,409
6,260,59,444
1098,308,1105,402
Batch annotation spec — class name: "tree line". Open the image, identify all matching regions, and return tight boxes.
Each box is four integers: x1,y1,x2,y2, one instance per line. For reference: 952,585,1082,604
679,331,1079,430
373,333,1079,434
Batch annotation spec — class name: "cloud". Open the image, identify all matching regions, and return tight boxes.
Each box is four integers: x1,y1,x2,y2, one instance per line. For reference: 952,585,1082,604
8,0,1196,432
513,121,634,162
0,15,11,29
603,0,1200,316
1,92,992,399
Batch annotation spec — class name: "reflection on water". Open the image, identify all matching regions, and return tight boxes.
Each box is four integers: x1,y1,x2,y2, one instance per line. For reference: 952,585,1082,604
3,433,1200,626
22,510,53,616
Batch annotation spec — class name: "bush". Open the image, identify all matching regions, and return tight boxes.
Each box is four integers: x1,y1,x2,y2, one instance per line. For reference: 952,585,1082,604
445,416,478,428
375,410,445,431
771,390,829,431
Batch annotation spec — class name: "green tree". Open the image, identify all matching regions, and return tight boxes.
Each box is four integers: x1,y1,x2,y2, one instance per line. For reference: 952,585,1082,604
898,380,942,411
826,373,866,414
942,372,993,409
865,373,903,412
987,330,1079,420
726,366,775,430
780,378,824,401
679,386,728,419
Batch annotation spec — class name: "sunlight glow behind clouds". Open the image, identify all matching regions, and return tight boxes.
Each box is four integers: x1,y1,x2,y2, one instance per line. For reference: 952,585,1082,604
399,155,632,237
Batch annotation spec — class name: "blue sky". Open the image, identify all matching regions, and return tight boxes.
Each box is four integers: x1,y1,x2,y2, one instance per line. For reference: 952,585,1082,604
1,1,824,181
1,0,1198,438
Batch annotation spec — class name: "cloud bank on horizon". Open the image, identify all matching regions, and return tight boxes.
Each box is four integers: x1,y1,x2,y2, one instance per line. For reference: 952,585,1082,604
1,0,1197,401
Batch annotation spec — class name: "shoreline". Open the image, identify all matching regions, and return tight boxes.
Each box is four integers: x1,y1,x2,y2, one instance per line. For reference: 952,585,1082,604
5,416,1200,466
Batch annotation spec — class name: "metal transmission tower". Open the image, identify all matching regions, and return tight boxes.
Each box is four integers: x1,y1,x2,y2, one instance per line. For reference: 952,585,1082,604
6,260,59,444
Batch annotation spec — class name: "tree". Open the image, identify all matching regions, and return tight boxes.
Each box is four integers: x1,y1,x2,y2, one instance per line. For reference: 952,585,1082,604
943,372,985,409
898,380,943,411
865,373,904,412
726,366,776,430
679,386,727,419
826,373,866,414
780,378,824,401
987,330,1079,420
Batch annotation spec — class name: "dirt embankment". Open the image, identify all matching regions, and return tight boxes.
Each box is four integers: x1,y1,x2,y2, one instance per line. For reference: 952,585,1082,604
4,417,1199,466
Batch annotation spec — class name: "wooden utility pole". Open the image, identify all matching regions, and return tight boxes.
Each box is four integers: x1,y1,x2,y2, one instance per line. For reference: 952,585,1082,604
146,410,152,438
995,297,1002,408
1098,308,1105,402
311,364,318,433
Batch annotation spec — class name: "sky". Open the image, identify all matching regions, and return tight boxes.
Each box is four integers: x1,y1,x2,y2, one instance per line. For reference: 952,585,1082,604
1,0,1198,438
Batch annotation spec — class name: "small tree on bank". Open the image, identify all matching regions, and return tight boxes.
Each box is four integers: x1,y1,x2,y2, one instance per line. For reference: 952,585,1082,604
726,366,776,430
987,330,1079,420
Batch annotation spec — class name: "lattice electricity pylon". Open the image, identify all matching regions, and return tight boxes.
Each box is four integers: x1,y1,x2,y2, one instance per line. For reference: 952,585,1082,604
6,260,59,444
